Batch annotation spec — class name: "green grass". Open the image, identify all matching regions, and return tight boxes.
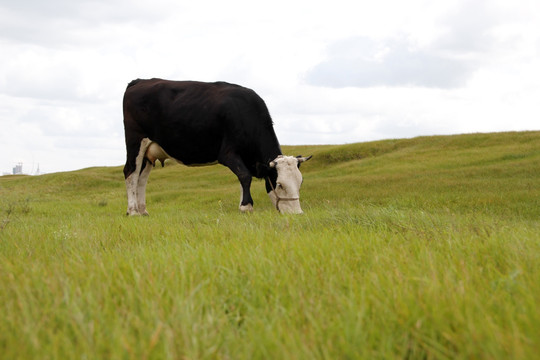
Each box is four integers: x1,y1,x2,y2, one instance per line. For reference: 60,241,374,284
1,131,539,359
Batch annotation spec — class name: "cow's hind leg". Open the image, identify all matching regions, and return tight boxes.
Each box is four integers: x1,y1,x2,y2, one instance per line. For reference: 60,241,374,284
125,170,139,215
219,153,254,212
125,138,152,216
136,160,152,216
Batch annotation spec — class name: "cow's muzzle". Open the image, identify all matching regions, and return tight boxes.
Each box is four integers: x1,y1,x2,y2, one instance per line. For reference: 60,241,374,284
267,177,301,213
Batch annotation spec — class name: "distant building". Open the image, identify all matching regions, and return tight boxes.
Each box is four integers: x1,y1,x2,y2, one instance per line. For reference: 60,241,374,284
13,163,23,175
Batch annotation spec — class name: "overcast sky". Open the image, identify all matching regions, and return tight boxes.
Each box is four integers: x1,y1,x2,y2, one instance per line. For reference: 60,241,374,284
1,0,539,174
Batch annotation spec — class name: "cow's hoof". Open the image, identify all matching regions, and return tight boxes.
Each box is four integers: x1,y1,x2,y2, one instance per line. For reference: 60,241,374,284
240,204,254,212
126,210,149,216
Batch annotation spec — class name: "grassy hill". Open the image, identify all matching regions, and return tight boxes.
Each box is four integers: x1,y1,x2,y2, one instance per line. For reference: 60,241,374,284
1,131,539,359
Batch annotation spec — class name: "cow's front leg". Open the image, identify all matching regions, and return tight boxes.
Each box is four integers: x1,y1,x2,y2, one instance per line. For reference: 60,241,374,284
238,174,254,212
219,153,254,212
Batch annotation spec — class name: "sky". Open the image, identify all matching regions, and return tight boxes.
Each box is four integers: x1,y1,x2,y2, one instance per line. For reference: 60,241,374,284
1,0,539,174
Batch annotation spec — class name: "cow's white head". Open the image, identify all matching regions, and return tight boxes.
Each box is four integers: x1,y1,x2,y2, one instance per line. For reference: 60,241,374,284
267,155,312,214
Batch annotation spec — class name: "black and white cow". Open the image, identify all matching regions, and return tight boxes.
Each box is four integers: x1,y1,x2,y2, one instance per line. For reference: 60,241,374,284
122,78,311,215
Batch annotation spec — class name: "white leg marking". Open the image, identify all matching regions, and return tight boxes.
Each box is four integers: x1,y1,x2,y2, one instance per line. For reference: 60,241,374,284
240,204,254,212
238,185,253,212
126,173,139,215
137,162,152,215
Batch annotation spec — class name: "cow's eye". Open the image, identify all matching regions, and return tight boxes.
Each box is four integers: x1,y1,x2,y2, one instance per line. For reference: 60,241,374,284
277,183,283,189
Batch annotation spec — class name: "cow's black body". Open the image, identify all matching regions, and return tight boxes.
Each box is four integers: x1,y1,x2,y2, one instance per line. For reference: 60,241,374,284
123,78,282,208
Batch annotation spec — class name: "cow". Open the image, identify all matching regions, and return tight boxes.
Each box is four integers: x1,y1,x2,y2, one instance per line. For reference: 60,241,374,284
122,78,312,215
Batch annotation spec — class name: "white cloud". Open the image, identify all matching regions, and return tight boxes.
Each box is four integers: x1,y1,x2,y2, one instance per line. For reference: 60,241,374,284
304,0,536,89
305,37,477,88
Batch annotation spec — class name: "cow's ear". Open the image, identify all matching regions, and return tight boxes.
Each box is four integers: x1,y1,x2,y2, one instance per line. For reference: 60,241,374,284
296,155,312,168
269,155,282,168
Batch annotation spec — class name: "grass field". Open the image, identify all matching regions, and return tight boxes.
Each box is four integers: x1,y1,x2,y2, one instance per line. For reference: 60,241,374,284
1,131,539,359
